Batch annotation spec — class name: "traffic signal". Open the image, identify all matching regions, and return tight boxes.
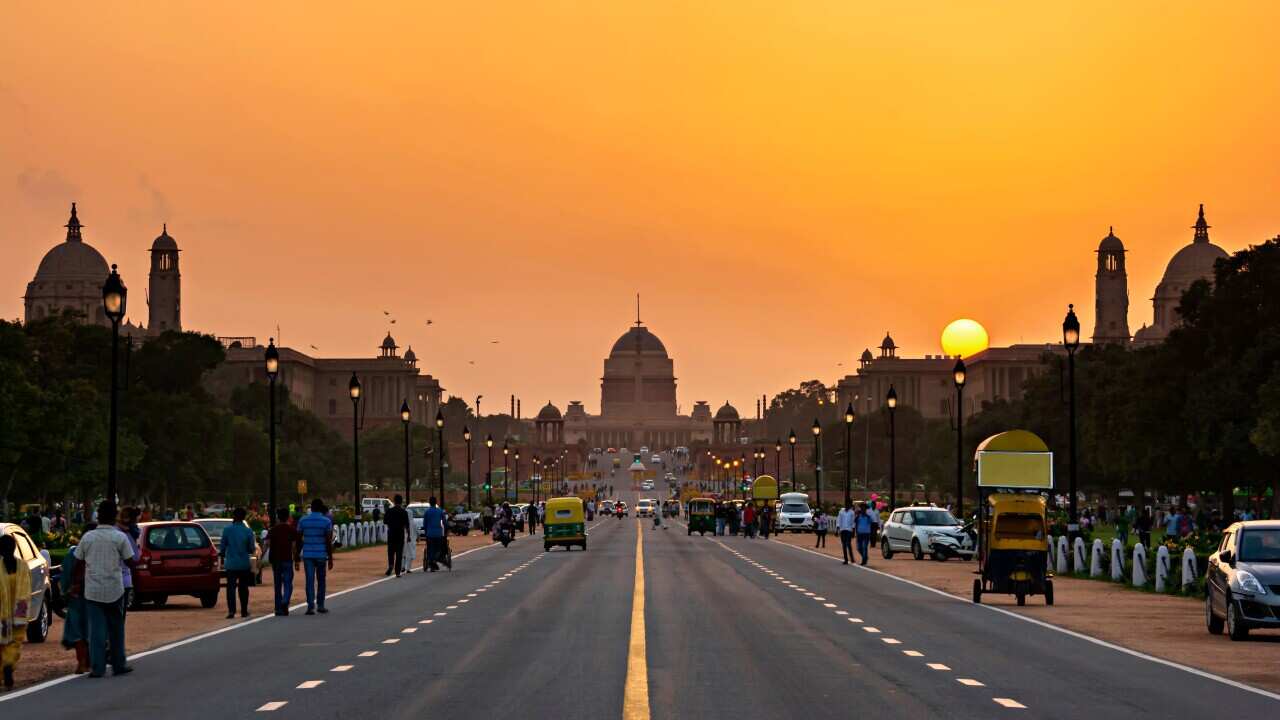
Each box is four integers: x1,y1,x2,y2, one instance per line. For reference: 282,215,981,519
483,482,491,491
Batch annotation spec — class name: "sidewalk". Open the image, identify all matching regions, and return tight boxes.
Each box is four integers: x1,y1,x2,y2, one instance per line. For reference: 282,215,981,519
770,532,1280,693
11,532,503,691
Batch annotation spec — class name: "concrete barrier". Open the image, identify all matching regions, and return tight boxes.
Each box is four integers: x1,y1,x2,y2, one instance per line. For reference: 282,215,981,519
1056,536,1069,574
1110,538,1125,581
1155,545,1171,592
1132,543,1147,587
1073,537,1086,573
1090,539,1104,577
1182,548,1198,591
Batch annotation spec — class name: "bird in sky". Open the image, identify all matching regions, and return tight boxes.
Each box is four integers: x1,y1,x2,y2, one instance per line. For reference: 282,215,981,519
390,319,396,324
490,340,500,344
425,319,433,325
468,360,476,365
382,310,390,316
309,344,319,350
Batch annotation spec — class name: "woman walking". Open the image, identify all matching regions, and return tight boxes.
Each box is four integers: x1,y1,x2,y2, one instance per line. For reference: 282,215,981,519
61,525,93,673
1,534,32,690
813,509,828,548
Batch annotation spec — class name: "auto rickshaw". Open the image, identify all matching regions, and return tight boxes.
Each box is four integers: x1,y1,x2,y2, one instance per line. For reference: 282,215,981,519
971,430,1054,607
543,496,587,551
687,498,716,535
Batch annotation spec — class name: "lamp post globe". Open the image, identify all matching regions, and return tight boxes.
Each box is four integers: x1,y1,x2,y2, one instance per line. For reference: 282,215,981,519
485,435,494,504
102,264,127,503
952,358,966,517
811,419,822,509
1063,303,1081,541
503,440,510,502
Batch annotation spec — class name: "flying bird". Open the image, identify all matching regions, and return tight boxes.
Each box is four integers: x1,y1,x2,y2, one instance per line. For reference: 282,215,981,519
390,319,396,324
425,319,433,325
490,340,500,344
382,310,390,316
468,360,476,365
310,344,319,350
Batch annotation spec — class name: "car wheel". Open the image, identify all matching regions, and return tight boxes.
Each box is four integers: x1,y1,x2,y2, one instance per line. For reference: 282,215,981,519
932,550,947,562
911,539,924,561
200,592,218,609
880,537,893,560
153,594,169,608
1227,603,1250,641
26,595,51,643
1205,594,1224,635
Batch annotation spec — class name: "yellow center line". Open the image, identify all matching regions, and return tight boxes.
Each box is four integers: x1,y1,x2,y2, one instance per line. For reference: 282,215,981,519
622,521,650,720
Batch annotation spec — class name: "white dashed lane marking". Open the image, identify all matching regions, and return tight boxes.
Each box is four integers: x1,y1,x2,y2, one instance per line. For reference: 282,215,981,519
358,651,378,657
927,663,951,671
903,650,923,657
382,639,400,645
882,638,901,645
331,665,354,672
418,619,434,625
297,680,324,689
401,628,417,634
958,678,985,687
862,627,881,633
994,698,1027,709
257,702,288,712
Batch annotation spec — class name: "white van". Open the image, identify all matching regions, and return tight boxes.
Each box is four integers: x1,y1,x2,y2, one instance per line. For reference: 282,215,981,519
777,492,814,532
362,497,392,515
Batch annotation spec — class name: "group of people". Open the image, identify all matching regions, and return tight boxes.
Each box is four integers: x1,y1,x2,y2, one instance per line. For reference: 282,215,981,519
835,501,879,566
710,501,775,539
382,495,451,577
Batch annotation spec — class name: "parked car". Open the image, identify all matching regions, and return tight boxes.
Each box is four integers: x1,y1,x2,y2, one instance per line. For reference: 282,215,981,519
1206,520,1280,641
132,521,221,608
0,522,53,642
880,506,975,561
200,503,227,517
636,499,656,518
406,503,431,538
776,492,814,532
192,518,262,585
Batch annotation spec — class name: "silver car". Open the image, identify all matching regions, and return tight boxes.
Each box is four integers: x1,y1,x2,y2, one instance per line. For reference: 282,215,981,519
1206,520,1280,641
880,506,974,561
0,523,53,642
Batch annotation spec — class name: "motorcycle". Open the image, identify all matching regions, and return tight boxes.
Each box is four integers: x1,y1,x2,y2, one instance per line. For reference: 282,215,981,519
493,519,514,548
930,520,977,561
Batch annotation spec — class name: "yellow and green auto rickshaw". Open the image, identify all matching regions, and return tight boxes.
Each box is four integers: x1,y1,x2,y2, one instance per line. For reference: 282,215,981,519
543,496,587,551
687,498,716,536
971,430,1054,607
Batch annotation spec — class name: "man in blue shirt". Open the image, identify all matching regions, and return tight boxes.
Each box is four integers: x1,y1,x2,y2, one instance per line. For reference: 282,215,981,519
219,507,258,619
854,503,875,566
296,499,334,615
421,496,447,572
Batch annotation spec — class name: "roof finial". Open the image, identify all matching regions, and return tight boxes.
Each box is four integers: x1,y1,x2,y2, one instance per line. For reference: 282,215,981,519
162,223,167,234
635,292,642,327
1193,203,1210,243
65,202,83,242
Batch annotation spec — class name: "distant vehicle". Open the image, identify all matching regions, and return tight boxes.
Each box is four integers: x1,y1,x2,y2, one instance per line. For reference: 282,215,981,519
641,481,654,491
881,506,974,561
640,446,649,454
599,501,615,516
510,503,529,532
615,501,629,517
0,522,53,642
636,499,656,518
200,503,227,517
651,455,662,464
1206,520,1280,641
776,492,814,532
133,521,220,609
406,503,431,537
362,498,392,515
592,448,603,455
607,448,617,454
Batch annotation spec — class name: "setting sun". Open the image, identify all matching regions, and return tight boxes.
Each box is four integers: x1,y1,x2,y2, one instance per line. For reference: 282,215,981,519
940,319,990,358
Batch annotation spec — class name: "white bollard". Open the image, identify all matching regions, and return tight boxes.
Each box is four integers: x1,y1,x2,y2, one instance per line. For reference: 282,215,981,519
1111,538,1125,581
1155,545,1171,592
342,524,351,547
363,522,371,545
1090,539,1104,577
1182,548,1198,591
381,524,388,543
1056,536,1069,574
1132,543,1147,587
1073,537,1087,573
357,522,365,546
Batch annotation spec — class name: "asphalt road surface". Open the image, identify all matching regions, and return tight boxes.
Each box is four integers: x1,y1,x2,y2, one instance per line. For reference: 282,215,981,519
5,476,1278,718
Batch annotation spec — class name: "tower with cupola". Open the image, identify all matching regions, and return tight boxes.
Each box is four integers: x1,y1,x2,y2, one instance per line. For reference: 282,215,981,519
1092,227,1129,345
147,224,181,332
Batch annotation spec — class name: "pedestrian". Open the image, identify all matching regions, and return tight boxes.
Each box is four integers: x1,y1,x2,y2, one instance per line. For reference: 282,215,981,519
482,504,495,534
75,502,136,678
1135,509,1153,549
526,503,538,535
60,524,93,674
1164,507,1181,539
422,496,447,571
401,513,417,575
728,504,741,536
743,503,756,539
383,495,410,577
855,503,874,565
220,507,257,619
115,507,141,617
297,499,334,615
1,534,31,690
836,502,856,564
715,504,726,536
266,509,300,616
814,509,828,548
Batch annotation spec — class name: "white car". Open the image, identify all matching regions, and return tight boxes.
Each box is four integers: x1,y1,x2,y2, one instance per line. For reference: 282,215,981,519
641,480,655,491
880,506,975,561
0,523,53,643
651,455,662,464
776,493,814,532
636,499,656,518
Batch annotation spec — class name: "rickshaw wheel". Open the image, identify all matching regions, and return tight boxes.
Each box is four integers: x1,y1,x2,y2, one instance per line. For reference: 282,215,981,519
971,579,981,604
1015,590,1026,606
1044,580,1054,606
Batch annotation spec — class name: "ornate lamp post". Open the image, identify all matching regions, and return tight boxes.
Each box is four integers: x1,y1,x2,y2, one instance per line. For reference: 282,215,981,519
886,385,898,510
264,339,280,518
349,372,363,511
435,410,445,504
844,402,856,507
811,419,823,509
463,426,473,509
485,435,494,505
514,449,521,502
502,440,510,502
774,440,783,486
953,358,967,516
1063,303,1081,541
788,430,797,491
102,264,127,503
400,400,412,503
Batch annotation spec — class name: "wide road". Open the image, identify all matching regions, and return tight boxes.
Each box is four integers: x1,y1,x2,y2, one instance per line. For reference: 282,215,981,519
4,477,1278,718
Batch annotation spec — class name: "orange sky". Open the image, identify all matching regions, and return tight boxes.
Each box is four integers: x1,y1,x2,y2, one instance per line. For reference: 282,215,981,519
3,3,1279,415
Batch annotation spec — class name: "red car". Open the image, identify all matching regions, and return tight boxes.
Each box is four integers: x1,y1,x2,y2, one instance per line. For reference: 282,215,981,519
132,522,220,608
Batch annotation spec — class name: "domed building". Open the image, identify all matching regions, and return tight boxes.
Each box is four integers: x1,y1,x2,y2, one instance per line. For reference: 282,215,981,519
25,203,113,326
1133,205,1229,345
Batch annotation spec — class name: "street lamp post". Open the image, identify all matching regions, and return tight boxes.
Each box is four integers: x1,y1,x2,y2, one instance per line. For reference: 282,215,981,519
774,440,783,486
788,430,797,492
812,419,823,509
503,441,510,502
265,339,279,518
887,385,898,510
1063,304,1081,544
435,410,445,505
349,372,363,512
400,400,411,504
953,358,967,517
463,426,473,509
514,450,520,502
485,435,494,505
102,264,127,503
844,402,855,507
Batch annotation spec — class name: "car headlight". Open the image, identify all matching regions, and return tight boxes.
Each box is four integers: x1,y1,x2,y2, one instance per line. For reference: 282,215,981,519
1235,570,1268,595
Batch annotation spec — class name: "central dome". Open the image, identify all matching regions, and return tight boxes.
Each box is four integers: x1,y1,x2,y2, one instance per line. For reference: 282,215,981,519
609,326,667,357
1161,204,1227,285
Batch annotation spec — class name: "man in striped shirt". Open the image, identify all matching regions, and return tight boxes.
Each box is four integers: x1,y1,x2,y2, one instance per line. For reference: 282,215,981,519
296,499,334,615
